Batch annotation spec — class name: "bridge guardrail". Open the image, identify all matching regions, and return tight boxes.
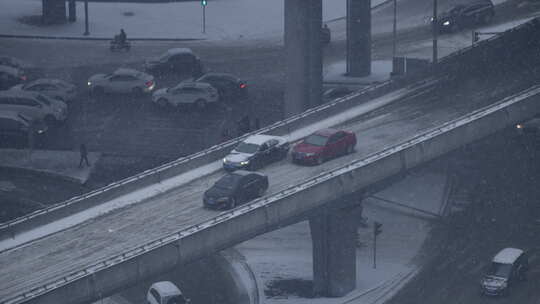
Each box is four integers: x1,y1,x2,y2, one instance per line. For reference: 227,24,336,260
9,83,540,304
0,72,422,242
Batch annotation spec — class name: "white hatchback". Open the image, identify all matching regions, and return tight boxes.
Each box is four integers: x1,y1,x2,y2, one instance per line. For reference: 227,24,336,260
152,81,218,109
87,68,155,96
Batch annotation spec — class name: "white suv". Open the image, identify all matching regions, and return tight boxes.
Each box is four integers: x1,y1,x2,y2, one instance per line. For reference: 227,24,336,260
0,91,67,124
152,81,218,109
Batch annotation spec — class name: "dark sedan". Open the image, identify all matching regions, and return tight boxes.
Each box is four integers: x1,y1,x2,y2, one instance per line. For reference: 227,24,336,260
203,170,269,210
433,0,494,33
0,65,27,90
292,128,356,165
196,72,248,101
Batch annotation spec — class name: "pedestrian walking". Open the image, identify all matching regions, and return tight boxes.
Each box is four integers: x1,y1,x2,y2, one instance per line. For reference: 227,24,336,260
79,143,90,168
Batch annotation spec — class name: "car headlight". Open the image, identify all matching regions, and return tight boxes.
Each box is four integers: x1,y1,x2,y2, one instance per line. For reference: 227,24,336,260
443,20,450,26
240,161,250,166
430,17,434,22
516,124,523,129
87,81,92,86
223,158,229,164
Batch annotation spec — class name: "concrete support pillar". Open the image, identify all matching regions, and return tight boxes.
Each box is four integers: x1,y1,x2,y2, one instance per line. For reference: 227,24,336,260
42,0,66,24
284,0,323,118
309,202,363,297
68,0,76,22
346,0,371,77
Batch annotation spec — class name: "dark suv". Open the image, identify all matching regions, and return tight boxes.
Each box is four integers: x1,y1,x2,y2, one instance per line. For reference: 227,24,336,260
144,48,203,77
480,248,528,296
434,0,495,33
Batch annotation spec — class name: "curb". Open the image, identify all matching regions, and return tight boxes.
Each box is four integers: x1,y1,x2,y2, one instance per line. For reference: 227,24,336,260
0,34,205,41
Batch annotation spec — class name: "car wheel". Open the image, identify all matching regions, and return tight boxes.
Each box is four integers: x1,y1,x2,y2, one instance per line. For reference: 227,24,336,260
195,99,207,110
92,86,105,97
157,98,169,108
229,197,237,209
132,87,143,96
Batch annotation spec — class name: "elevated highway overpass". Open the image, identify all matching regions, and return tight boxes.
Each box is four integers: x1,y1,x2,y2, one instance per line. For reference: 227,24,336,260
2,18,540,304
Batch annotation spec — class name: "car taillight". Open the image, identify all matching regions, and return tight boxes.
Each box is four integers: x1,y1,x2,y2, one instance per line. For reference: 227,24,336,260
239,83,247,89
20,75,27,81
145,81,153,87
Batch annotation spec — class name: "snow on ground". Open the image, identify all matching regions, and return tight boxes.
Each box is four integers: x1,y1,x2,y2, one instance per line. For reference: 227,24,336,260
0,0,387,41
236,163,447,304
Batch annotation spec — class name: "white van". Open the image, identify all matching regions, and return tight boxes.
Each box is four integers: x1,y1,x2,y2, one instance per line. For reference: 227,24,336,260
147,281,190,304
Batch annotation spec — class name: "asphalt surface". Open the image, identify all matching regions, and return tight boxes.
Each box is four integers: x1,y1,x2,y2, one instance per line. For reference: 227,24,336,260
2,38,539,301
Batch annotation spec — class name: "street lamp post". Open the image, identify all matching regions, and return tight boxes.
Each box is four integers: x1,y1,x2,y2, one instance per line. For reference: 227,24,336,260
432,0,438,64
83,0,89,36
392,0,397,59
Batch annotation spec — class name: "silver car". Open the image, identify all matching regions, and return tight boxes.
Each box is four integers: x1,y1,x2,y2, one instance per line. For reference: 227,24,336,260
11,78,77,103
87,68,155,96
152,81,218,109
0,90,67,124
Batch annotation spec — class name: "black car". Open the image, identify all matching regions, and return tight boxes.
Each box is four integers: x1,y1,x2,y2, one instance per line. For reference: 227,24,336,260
144,48,203,77
434,0,494,33
203,170,269,210
0,111,47,146
0,65,27,90
196,73,248,101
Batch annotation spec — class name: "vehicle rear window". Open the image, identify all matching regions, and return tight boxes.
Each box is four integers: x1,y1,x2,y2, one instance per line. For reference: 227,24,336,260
149,289,161,304
304,134,328,146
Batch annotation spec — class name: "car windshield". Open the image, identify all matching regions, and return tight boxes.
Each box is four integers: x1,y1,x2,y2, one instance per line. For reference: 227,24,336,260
486,262,512,278
215,175,240,190
235,142,260,154
159,53,170,62
304,134,328,146
35,95,51,105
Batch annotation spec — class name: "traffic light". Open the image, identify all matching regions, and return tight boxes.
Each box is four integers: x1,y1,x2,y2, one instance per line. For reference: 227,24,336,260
201,0,207,6
374,221,383,236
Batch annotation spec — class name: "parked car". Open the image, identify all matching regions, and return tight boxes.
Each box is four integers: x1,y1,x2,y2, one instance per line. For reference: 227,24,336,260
0,65,27,90
0,110,48,140
291,128,356,165
203,170,269,210
152,81,219,109
223,134,290,171
147,281,190,304
196,72,248,101
0,90,67,124
433,0,495,33
480,248,528,296
11,78,77,103
87,68,155,97
144,48,203,76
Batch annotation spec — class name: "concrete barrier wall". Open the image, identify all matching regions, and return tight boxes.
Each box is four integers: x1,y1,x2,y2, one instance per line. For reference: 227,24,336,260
18,83,540,304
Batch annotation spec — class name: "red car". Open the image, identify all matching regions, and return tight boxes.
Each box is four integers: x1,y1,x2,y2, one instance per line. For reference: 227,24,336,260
291,128,357,165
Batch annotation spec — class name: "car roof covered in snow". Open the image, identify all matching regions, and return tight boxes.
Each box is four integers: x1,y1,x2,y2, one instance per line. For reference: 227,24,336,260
24,78,71,87
493,248,523,264
113,68,145,76
149,281,183,297
313,128,340,137
244,134,286,145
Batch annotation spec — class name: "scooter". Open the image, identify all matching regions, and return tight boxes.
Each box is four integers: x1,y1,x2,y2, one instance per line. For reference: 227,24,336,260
110,35,131,52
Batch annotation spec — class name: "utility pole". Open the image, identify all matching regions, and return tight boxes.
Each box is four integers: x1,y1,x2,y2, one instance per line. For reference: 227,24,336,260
373,221,383,269
392,0,397,58
432,0,438,64
83,0,89,36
